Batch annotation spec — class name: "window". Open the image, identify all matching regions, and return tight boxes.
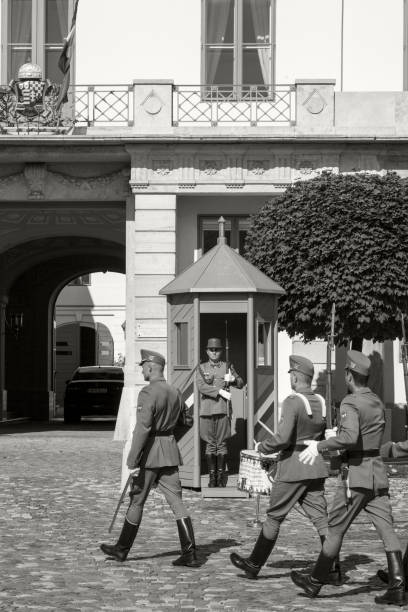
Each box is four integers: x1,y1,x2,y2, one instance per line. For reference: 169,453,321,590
68,274,91,286
202,0,275,93
257,320,272,366
175,322,189,366
2,0,72,83
198,215,250,253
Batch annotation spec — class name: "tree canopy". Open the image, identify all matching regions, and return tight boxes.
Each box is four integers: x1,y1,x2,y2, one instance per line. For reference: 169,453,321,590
245,171,408,345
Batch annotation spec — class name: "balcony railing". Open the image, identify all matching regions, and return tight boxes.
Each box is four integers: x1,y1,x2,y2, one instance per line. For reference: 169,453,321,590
71,84,134,126
0,82,295,132
173,84,295,126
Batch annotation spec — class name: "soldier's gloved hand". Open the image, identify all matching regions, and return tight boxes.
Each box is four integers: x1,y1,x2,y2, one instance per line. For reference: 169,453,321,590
325,427,338,440
299,440,319,465
224,370,235,383
219,389,231,401
380,441,394,458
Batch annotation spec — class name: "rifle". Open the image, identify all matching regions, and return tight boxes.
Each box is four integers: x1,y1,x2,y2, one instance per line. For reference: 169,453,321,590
108,472,134,533
326,303,336,429
398,309,408,407
224,319,232,417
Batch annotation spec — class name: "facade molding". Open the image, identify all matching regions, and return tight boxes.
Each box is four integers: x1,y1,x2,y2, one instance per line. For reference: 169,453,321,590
0,165,130,201
126,143,400,194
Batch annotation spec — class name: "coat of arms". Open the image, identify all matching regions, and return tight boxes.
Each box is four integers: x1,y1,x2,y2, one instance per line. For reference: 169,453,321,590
0,62,71,133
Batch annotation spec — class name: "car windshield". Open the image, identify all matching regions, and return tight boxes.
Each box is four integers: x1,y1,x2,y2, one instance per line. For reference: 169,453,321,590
72,370,123,381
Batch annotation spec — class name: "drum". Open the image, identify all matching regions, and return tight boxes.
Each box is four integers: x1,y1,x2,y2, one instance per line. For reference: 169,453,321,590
237,449,276,495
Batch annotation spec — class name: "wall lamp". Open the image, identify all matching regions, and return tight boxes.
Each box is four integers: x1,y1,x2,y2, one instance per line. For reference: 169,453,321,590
6,311,24,338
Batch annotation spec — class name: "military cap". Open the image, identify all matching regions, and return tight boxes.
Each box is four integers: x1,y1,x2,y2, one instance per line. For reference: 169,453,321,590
288,354,314,378
139,349,165,367
345,349,370,376
207,338,223,349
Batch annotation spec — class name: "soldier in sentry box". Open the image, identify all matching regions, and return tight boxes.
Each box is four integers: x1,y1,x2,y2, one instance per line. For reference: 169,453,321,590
196,337,244,487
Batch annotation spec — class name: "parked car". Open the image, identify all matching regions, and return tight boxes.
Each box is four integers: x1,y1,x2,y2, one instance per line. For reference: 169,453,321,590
64,366,124,424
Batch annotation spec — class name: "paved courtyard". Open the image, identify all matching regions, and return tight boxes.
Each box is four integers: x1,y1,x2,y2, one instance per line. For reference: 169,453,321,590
1,421,407,611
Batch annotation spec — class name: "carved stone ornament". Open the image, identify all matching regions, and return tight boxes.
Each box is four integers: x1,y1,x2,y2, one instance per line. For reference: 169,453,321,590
141,90,164,116
248,160,267,175
153,160,172,176
24,163,47,199
48,167,130,195
303,89,326,115
201,160,221,175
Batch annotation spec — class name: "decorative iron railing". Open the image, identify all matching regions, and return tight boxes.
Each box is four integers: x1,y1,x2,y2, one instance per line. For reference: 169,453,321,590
173,84,295,126
70,84,133,126
0,82,295,131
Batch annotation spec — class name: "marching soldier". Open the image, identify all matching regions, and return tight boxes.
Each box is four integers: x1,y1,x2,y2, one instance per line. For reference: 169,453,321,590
197,337,244,487
100,349,200,567
229,355,340,581
377,439,408,588
292,350,407,607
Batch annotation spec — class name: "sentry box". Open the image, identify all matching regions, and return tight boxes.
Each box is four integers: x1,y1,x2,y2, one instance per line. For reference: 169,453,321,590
160,218,284,495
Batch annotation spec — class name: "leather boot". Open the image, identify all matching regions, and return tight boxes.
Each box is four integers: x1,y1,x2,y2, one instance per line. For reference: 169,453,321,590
207,454,217,487
230,530,276,578
378,544,408,590
100,518,139,562
320,534,342,585
374,550,408,606
291,549,333,597
172,517,200,567
217,454,227,487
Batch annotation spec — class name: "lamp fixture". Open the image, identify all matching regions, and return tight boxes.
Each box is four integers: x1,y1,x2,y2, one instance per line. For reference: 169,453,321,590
6,311,23,338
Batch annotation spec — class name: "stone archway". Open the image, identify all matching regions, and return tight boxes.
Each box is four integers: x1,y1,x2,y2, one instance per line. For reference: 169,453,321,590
1,236,125,420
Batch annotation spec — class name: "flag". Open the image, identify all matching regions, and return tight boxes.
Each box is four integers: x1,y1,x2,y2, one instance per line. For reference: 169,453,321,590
56,0,79,110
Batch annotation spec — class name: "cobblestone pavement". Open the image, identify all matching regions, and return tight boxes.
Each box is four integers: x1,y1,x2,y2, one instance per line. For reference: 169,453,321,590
1,421,408,612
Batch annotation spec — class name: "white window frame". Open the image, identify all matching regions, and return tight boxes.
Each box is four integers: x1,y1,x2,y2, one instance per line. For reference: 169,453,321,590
201,0,276,91
256,318,272,367
1,0,75,83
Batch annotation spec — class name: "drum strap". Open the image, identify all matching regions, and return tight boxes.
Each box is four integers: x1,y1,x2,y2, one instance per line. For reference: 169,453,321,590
292,392,326,418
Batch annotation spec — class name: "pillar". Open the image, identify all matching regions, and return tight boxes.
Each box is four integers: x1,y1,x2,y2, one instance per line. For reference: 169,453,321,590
114,192,177,486
0,297,7,420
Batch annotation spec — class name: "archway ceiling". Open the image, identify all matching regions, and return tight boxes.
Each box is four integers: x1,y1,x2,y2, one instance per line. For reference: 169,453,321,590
2,236,125,295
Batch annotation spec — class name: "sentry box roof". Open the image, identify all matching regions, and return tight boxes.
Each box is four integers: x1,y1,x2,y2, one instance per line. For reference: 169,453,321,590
160,228,285,296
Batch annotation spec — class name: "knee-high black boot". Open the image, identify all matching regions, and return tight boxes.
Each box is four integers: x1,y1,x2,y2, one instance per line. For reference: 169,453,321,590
217,454,227,487
230,530,276,578
172,517,200,567
320,534,342,585
378,544,408,590
207,454,217,487
291,549,334,597
374,550,408,606
100,518,139,562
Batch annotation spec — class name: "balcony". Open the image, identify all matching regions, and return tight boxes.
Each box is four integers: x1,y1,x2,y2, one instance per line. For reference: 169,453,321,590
1,79,408,138
0,82,295,133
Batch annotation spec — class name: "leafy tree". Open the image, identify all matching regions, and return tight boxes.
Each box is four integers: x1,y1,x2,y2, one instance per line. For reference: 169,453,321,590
245,171,408,345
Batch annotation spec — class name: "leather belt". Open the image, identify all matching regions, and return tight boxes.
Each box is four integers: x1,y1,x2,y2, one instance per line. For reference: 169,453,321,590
348,449,380,458
293,444,307,451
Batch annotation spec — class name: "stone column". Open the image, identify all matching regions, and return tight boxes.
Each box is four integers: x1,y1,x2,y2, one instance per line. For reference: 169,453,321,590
0,297,7,420
114,192,177,487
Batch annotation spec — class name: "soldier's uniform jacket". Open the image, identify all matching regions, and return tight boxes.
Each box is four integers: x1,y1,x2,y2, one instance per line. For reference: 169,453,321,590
197,361,244,416
127,377,192,469
258,388,329,482
317,387,389,489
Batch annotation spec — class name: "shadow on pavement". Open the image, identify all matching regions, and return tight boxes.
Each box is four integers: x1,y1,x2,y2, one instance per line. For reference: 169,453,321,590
116,538,241,567
300,575,385,599
0,419,115,435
